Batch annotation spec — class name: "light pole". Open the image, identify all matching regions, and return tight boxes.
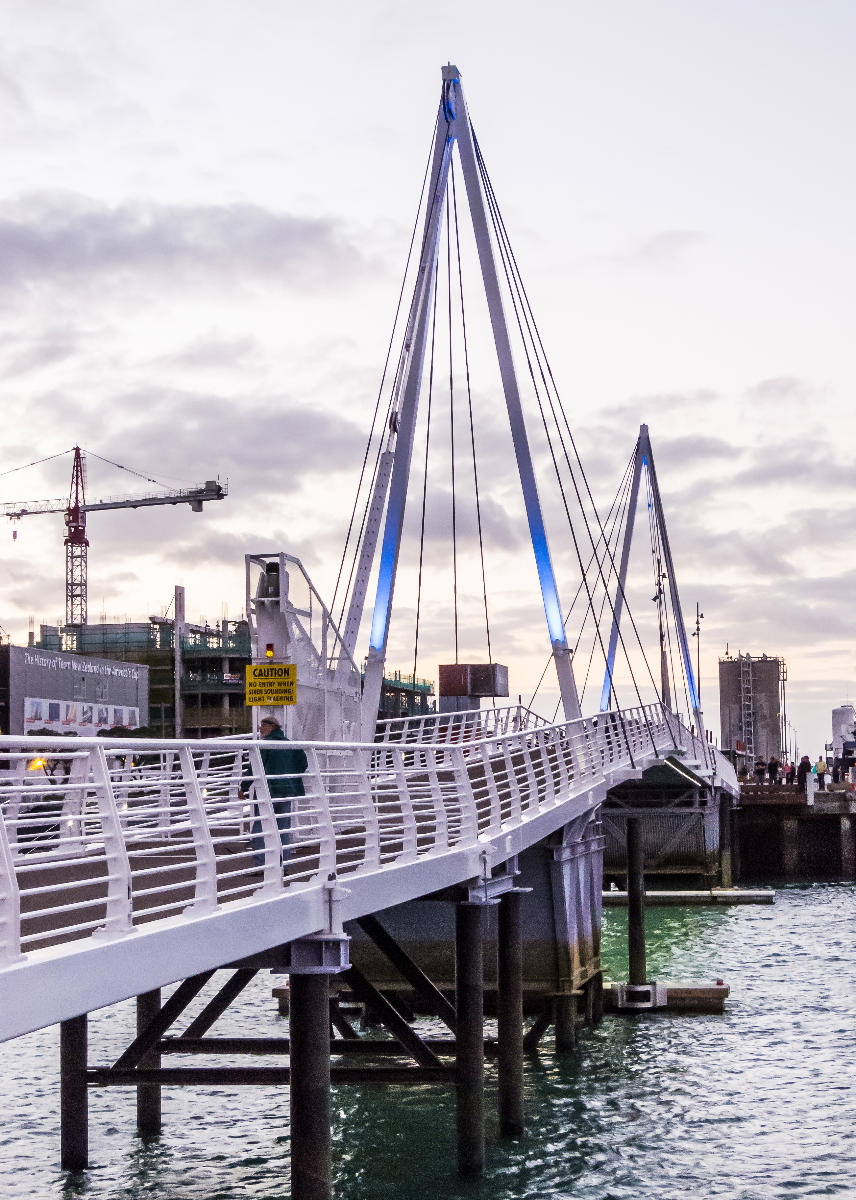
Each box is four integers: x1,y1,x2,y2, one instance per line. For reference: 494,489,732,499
691,602,704,703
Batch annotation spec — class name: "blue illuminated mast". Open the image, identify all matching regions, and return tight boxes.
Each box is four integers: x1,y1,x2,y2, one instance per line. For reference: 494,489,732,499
360,64,581,736
600,425,706,749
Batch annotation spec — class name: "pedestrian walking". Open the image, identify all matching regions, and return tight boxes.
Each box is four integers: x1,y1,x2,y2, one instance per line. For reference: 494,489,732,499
240,716,307,866
816,756,828,791
796,755,811,791
767,756,779,785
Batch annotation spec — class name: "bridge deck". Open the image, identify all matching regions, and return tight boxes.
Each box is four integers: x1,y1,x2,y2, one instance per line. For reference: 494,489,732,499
0,705,734,1041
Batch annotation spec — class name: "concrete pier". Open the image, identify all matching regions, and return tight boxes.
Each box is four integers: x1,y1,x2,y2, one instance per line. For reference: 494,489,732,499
496,891,523,1136
455,903,484,1176
136,989,162,1137
289,974,333,1200
60,1014,88,1171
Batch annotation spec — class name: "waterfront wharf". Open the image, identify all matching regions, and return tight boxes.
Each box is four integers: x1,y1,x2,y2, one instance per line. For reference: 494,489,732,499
0,61,746,1199
736,783,856,881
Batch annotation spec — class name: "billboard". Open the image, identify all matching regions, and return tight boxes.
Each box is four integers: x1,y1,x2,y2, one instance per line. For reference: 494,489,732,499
24,696,140,735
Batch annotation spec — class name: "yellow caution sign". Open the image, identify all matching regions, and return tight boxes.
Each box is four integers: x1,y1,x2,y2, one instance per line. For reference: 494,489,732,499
245,663,297,707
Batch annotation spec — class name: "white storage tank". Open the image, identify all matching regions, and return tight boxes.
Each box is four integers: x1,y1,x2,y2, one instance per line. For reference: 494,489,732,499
831,704,856,759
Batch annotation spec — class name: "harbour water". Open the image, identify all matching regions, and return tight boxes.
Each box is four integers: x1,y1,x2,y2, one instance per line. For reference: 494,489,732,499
1,883,854,1200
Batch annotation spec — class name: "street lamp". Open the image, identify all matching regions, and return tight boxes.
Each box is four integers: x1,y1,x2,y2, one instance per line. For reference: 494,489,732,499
691,602,704,702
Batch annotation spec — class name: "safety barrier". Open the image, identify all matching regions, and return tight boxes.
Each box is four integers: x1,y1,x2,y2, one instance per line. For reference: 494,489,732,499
0,704,725,967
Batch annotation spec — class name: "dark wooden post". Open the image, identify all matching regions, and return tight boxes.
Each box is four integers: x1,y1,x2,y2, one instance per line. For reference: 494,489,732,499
841,816,855,881
626,816,646,986
60,1014,88,1171
719,792,733,888
289,973,332,1200
456,902,484,1175
497,891,523,1135
136,989,162,1137
554,992,576,1052
782,816,799,876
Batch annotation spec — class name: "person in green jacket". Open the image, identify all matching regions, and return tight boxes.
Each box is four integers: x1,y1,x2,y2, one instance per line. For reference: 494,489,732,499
241,716,308,866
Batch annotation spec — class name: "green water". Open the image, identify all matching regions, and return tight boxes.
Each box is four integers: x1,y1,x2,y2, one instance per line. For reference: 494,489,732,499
1,885,854,1199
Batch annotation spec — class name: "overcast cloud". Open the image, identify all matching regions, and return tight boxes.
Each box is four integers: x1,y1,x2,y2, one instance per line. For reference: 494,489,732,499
0,1,854,756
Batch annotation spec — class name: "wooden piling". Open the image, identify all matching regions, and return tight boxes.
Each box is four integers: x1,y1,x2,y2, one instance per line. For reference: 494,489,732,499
553,992,576,1052
719,792,733,888
289,974,332,1200
60,1014,88,1171
136,989,162,1137
782,817,799,875
455,903,484,1176
841,816,856,881
497,891,523,1135
626,816,647,986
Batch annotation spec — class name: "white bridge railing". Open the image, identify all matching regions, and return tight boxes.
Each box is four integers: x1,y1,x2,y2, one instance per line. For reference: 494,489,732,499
0,703,710,967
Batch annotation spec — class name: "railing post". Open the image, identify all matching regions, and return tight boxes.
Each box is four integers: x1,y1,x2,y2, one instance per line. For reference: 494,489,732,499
246,745,283,891
391,747,418,861
536,729,556,807
177,746,218,912
351,749,381,868
90,745,134,936
59,753,89,849
306,748,336,878
501,740,522,824
479,743,503,833
0,803,23,964
421,746,449,851
451,747,477,843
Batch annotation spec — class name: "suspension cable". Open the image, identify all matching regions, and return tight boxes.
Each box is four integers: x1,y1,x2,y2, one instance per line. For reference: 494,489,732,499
446,185,459,662
332,111,440,621
451,159,493,666
412,255,441,685
527,449,634,708
475,138,659,753
0,449,71,479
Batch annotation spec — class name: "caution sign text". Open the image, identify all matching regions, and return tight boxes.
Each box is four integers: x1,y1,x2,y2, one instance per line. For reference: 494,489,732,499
245,663,297,707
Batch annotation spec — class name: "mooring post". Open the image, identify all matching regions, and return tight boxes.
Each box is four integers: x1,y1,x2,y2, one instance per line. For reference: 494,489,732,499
719,792,733,888
497,890,523,1135
286,933,349,1200
60,1014,88,1171
456,902,484,1175
136,989,162,1137
840,816,856,881
553,992,576,1053
589,971,604,1024
290,973,332,1200
626,816,647,986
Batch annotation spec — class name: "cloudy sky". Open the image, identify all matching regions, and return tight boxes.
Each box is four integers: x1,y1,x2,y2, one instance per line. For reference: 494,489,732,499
1,0,853,757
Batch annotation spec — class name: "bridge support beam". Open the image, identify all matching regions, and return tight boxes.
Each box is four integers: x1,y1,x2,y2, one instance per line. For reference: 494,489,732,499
627,816,647,986
497,890,523,1136
285,935,350,1200
289,974,332,1200
136,989,162,1137
719,793,734,889
60,1014,88,1171
456,902,484,1176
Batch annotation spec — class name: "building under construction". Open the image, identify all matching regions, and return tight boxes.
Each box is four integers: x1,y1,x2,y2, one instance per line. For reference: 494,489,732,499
36,587,251,739
719,651,787,764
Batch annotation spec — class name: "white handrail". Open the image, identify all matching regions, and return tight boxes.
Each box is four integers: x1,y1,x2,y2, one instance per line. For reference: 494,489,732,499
0,705,735,966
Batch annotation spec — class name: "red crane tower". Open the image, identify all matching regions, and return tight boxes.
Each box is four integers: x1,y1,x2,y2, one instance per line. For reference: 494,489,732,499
2,446,227,627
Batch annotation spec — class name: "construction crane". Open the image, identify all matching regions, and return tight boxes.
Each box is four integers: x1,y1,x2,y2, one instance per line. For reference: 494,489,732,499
1,446,227,627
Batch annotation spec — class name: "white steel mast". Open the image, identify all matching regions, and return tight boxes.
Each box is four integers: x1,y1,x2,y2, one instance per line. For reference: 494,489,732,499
358,64,581,737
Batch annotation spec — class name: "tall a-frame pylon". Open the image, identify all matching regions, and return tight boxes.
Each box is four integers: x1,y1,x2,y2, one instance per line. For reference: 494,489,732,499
599,423,706,746
340,65,581,738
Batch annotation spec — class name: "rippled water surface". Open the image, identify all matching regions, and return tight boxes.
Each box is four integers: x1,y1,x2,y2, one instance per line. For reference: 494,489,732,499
1,884,854,1199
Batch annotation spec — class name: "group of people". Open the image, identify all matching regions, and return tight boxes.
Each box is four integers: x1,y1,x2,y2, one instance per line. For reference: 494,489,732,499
752,754,850,792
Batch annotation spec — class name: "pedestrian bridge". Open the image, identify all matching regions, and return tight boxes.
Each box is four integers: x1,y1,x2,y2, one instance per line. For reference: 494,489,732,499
0,703,735,1043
